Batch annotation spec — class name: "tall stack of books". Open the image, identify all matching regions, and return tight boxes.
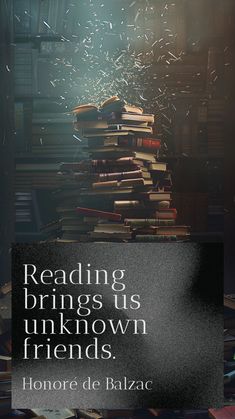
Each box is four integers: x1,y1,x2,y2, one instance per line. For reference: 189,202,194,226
55,97,190,242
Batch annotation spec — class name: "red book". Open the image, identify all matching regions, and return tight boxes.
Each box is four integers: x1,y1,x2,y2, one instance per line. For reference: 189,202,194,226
209,407,235,419
155,208,177,219
118,137,161,150
76,207,122,221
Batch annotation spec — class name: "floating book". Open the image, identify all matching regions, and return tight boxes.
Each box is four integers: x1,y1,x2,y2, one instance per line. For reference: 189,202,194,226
100,96,143,114
73,97,144,120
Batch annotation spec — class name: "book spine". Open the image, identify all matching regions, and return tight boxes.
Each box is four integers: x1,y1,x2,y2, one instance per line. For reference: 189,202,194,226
156,209,177,219
98,170,143,181
76,207,121,222
125,219,175,227
92,180,118,189
118,137,161,150
92,158,134,166
120,178,144,187
134,235,177,242
114,200,141,210
92,178,144,189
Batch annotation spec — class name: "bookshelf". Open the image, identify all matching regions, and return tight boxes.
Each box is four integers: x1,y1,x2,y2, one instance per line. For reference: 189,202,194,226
0,0,14,280
14,33,70,43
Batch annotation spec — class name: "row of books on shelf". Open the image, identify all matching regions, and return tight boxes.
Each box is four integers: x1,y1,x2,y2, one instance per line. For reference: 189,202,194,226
31,112,78,157
14,0,71,36
15,162,62,191
172,98,224,157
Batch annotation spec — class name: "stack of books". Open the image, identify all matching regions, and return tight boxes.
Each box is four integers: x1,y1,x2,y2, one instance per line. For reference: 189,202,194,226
55,97,190,242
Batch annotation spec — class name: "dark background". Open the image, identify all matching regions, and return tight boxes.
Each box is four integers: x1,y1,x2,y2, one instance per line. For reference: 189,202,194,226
0,0,234,292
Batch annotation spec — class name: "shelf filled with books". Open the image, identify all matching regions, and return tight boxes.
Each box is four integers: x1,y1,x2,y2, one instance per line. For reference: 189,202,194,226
159,91,224,238
14,97,87,240
14,0,77,37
